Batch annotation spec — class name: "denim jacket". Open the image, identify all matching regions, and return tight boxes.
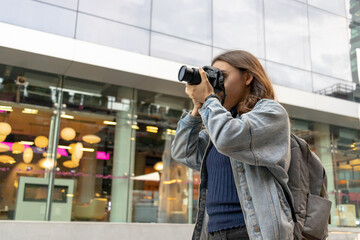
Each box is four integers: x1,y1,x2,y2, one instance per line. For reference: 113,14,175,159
171,98,294,240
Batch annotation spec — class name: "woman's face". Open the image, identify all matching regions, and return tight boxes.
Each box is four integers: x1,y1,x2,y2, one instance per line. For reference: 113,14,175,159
212,60,249,110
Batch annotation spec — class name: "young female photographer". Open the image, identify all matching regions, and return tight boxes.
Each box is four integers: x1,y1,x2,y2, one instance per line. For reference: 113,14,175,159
171,50,294,240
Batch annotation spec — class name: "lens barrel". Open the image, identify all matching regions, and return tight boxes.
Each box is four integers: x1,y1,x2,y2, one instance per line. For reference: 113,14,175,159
178,65,202,85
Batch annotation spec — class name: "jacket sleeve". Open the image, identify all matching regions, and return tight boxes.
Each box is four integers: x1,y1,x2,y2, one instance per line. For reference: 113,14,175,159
198,98,291,169
171,112,210,171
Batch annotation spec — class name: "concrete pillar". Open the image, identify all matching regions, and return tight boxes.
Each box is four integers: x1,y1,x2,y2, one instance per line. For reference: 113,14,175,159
314,123,336,226
110,87,136,222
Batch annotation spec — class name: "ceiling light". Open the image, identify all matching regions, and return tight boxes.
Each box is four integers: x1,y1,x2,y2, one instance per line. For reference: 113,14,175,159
22,108,38,114
0,122,11,136
104,121,116,125
58,145,71,149
154,161,163,171
82,135,101,144
167,129,176,135
61,114,74,119
81,147,94,152
131,125,139,130
146,126,158,133
60,127,76,141
19,141,34,145
34,136,48,148
0,106,13,112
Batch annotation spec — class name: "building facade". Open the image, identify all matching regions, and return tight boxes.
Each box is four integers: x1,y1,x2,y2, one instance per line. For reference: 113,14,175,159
0,0,359,234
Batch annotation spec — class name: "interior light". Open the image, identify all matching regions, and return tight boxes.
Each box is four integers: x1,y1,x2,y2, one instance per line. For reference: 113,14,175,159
61,114,74,119
104,121,117,125
154,161,163,171
131,125,139,130
22,108,38,114
58,145,71,149
81,147,94,152
167,129,176,135
146,126,158,133
0,106,13,112
19,141,34,145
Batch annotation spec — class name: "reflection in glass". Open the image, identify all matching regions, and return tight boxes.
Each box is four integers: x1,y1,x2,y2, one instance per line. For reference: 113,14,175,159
152,0,211,44
0,0,76,37
313,73,356,101
78,0,151,29
151,32,212,67
308,7,351,80
264,0,311,70
266,61,312,92
132,90,195,224
213,0,265,59
308,0,346,17
76,13,150,55
36,0,78,10
332,126,360,227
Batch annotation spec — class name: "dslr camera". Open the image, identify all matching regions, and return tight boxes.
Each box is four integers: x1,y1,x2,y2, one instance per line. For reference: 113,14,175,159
178,65,224,93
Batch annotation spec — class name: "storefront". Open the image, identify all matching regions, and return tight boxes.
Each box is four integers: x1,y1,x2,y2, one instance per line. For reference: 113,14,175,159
0,20,359,240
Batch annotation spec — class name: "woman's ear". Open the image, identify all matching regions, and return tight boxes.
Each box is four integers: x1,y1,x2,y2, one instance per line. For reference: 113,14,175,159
245,72,253,86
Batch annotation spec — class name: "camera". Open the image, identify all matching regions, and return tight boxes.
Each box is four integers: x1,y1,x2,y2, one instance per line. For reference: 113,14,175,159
16,76,27,86
178,65,224,92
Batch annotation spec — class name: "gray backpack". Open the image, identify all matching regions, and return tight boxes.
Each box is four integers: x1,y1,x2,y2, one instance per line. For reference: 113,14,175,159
288,133,332,240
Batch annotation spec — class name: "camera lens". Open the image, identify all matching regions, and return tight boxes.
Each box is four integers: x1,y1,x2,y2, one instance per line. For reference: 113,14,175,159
178,66,192,82
178,65,201,85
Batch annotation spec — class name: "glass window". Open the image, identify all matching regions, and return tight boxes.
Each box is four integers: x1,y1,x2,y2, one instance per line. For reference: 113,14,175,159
76,13,150,55
332,126,360,227
213,0,265,59
78,0,151,29
0,0,76,38
264,0,311,70
36,0,78,10
152,0,212,45
312,73,355,101
308,0,347,17
266,61,312,92
133,90,194,223
0,64,61,221
308,7,351,81
151,32,212,67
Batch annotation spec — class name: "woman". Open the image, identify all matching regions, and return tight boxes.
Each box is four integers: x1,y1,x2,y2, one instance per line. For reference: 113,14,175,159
171,50,294,240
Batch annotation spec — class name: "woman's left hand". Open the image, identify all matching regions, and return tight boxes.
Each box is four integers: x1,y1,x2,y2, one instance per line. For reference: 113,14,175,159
185,68,215,103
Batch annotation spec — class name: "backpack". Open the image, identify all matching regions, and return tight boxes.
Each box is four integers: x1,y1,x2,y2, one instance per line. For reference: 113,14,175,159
287,133,332,240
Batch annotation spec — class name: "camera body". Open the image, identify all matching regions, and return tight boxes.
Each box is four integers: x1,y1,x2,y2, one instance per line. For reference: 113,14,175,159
16,76,27,86
178,65,224,93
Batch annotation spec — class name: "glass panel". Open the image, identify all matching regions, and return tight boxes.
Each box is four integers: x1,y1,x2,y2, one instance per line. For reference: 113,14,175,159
76,13,150,55
308,0,346,17
133,90,194,223
151,32,212,67
213,0,265,59
349,2,360,103
152,0,211,45
264,0,311,70
332,126,360,227
266,61,312,92
0,64,61,221
78,0,151,29
308,7,351,81
312,73,355,101
55,77,136,222
36,0,78,10
0,0,76,37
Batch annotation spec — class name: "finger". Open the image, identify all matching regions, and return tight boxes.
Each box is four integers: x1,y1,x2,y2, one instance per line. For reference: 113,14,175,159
199,68,209,83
